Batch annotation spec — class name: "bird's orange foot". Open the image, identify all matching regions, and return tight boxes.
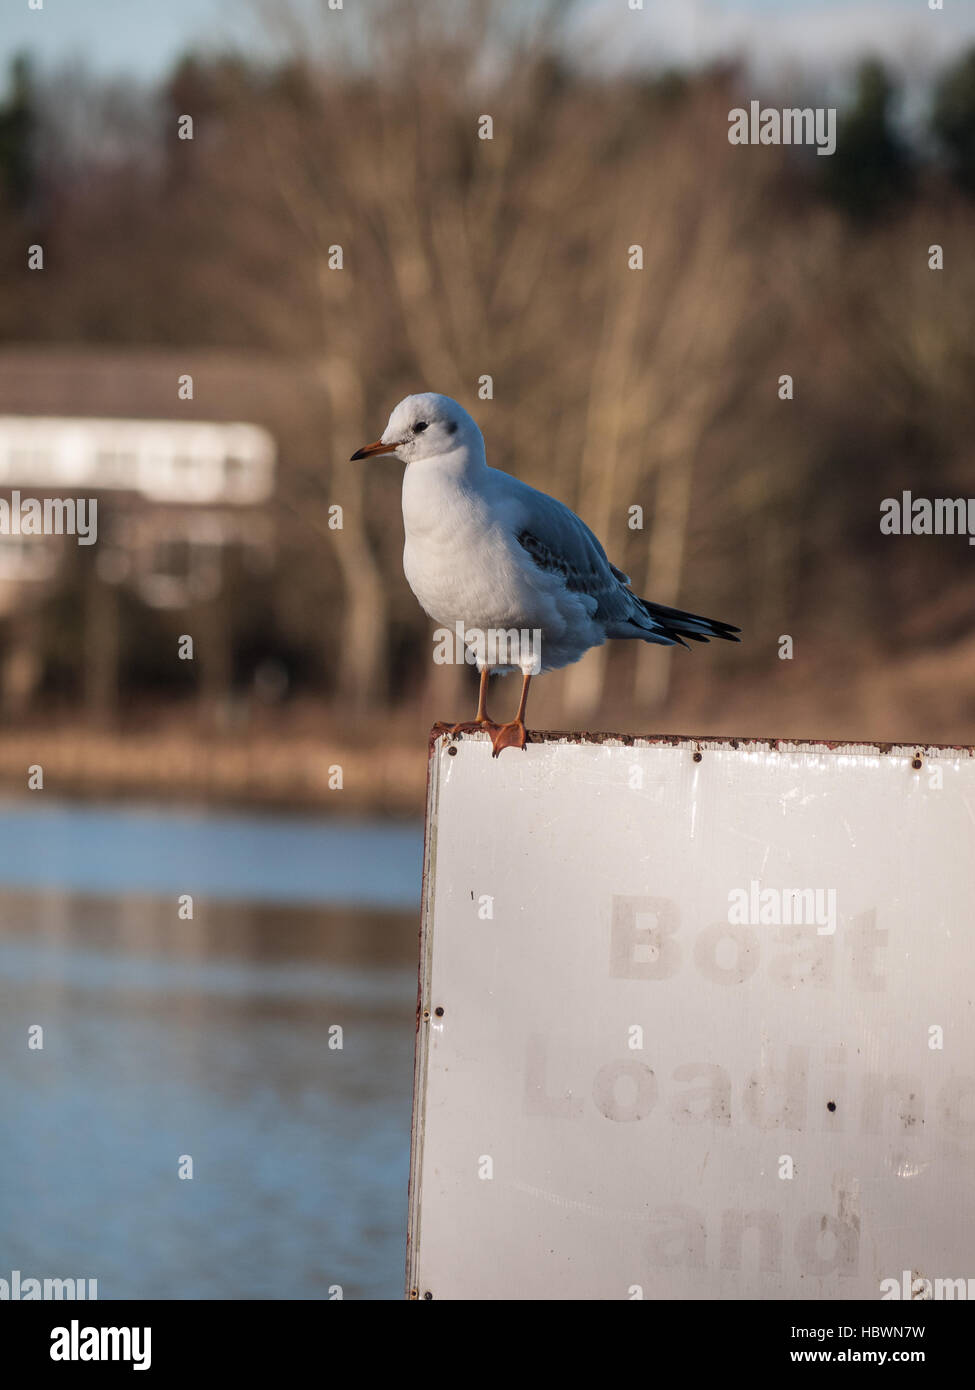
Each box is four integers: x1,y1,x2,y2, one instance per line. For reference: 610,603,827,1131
490,720,528,757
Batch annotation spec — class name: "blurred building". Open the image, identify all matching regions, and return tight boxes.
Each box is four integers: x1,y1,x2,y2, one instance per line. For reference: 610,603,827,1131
0,413,275,604
0,347,292,718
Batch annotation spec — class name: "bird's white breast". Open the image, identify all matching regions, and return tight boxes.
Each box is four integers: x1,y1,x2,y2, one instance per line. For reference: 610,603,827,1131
402,462,524,629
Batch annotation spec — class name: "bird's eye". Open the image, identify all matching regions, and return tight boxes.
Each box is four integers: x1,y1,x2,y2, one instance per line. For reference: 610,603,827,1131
414,421,428,433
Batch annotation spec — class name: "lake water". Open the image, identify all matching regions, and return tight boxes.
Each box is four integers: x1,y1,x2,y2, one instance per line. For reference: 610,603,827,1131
0,799,424,1300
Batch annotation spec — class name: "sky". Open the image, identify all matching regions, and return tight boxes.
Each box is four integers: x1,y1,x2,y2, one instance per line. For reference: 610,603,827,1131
0,0,254,83
585,0,975,76
1,0,972,90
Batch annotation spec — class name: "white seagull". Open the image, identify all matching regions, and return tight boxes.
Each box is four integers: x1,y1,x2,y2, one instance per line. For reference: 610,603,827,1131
351,392,740,756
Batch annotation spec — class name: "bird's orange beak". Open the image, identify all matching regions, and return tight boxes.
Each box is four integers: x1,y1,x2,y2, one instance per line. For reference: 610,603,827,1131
350,438,402,460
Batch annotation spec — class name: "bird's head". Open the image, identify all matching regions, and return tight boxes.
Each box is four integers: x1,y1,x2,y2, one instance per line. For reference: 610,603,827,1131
350,392,480,464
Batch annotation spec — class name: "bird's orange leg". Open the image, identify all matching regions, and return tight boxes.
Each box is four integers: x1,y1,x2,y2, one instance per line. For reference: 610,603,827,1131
490,672,531,757
432,668,501,739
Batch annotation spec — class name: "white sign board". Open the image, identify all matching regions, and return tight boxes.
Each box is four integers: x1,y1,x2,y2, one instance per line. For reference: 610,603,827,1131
407,736,975,1300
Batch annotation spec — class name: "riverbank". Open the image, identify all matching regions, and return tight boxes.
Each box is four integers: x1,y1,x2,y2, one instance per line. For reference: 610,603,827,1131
0,714,429,817
4,635,973,818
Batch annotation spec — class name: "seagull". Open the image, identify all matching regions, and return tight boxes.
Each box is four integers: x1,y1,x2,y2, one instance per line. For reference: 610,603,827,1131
351,393,740,756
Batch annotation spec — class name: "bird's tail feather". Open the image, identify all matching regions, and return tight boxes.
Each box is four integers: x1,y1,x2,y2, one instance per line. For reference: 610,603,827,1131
635,598,741,648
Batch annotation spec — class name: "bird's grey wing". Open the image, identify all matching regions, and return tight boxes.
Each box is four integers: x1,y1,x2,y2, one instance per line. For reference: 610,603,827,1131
501,477,672,638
